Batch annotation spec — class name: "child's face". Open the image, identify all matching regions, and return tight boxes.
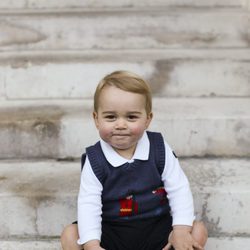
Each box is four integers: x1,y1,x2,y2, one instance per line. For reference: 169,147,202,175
93,85,152,159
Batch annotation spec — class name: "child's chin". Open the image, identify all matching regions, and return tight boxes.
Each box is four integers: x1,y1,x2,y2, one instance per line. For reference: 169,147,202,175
113,145,128,150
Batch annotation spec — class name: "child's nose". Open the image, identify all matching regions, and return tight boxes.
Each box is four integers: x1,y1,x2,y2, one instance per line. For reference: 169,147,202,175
115,118,127,129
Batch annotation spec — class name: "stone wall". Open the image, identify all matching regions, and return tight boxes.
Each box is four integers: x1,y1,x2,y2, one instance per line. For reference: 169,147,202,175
0,1,250,249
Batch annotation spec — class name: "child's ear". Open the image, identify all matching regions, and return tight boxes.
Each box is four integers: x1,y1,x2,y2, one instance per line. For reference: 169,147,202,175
146,112,153,128
93,111,99,128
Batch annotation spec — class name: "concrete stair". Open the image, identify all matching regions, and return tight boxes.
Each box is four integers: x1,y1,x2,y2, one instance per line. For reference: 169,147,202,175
1,50,250,100
0,240,60,250
1,237,250,250
0,158,249,249
0,0,244,10
0,0,250,249
0,8,250,50
0,98,250,159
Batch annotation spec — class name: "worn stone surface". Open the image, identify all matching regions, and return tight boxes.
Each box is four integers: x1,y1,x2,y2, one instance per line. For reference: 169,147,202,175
206,237,250,249
0,21,46,47
0,72,5,100
182,158,250,236
1,48,250,64
0,240,61,250
0,197,36,237
3,62,154,99
152,98,250,157
246,0,250,10
0,105,63,158
0,0,249,246
1,58,250,100
0,158,249,238
0,195,77,237
0,0,243,10
0,237,250,250
0,161,80,237
0,237,249,250
0,11,249,50
151,59,250,97
0,98,249,158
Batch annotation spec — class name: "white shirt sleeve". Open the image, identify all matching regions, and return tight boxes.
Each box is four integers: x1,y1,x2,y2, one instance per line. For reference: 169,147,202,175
161,141,195,226
77,156,103,245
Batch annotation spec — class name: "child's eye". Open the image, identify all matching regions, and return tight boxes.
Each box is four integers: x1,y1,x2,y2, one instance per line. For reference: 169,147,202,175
127,115,138,121
104,115,116,121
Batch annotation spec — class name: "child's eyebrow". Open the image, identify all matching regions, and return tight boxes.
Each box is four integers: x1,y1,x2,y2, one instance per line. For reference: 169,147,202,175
101,111,142,115
101,111,116,114
127,111,142,114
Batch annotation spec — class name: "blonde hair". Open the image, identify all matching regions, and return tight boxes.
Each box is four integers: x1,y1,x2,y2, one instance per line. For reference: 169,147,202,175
94,70,152,114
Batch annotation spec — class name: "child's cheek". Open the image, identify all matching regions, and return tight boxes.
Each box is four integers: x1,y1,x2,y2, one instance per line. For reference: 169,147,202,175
98,125,111,138
130,125,145,136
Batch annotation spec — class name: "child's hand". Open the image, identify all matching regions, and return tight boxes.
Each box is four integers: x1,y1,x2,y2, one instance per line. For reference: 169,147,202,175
163,226,204,250
85,247,105,250
83,240,105,250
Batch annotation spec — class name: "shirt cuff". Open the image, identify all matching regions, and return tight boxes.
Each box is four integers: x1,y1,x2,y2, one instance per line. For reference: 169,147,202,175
77,230,101,245
172,215,195,227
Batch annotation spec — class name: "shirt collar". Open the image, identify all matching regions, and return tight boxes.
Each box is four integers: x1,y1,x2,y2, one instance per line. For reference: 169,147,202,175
100,131,150,167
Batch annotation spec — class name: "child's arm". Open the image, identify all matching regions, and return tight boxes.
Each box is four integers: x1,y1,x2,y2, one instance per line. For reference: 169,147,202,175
162,142,198,249
162,142,194,225
77,156,103,246
84,240,105,250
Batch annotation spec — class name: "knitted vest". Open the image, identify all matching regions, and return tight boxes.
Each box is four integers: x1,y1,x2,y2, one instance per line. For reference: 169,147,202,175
82,131,170,221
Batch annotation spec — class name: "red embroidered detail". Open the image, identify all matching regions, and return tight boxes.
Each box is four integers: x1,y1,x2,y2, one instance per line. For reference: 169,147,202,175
152,187,167,204
119,195,138,217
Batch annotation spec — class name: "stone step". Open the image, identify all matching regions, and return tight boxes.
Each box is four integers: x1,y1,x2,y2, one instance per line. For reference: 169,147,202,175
0,0,243,11
0,98,249,158
0,9,249,51
1,51,250,100
206,237,250,249
0,239,61,250
0,158,249,240
0,161,79,239
0,237,250,250
181,158,250,237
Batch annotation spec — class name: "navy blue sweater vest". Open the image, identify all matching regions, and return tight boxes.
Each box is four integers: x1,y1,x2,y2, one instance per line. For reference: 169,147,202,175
84,131,170,221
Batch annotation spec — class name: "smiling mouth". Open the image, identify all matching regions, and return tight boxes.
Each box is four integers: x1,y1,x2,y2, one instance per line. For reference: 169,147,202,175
112,134,129,137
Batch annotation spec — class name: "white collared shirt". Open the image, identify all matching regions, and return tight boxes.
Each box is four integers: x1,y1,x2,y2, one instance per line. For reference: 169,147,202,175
77,132,194,245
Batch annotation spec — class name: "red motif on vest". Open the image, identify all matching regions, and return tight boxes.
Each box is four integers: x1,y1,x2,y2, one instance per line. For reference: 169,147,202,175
119,195,138,217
